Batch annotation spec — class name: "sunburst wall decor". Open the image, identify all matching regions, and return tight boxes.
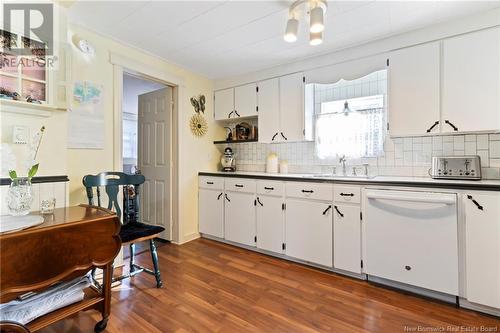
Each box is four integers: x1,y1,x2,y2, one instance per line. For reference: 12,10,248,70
190,113,208,137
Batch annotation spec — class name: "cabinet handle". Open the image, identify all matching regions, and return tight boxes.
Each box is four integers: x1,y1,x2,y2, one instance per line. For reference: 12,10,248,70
217,192,223,200
264,186,274,191
334,205,344,217
467,195,483,210
322,205,332,215
405,265,412,271
340,193,354,197
234,110,241,117
426,121,439,133
235,184,244,188
301,190,314,193
280,132,288,140
272,132,278,141
224,193,231,202
206,181,214,185
228,111,234,118
445,120,459,131
257,197,264,207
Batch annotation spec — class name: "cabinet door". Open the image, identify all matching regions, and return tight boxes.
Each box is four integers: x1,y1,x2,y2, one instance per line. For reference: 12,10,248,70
234,83,258,118
464,192,500,309
442,28,500,133
388,42,440,136
258,78,280,143
285,199,332,267
279,73,304,142
224,191,256,246
214,88,234,120
256,195,284,253
199,189,224,238
333,204,361,274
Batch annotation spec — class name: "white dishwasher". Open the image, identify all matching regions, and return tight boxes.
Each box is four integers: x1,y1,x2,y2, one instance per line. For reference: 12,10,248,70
364,189,459,296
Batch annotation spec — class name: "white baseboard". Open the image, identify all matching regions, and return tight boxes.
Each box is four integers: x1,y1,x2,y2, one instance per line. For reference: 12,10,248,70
172,232,200,245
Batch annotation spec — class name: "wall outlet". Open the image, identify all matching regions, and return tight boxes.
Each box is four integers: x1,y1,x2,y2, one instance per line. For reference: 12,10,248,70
13,126,29,144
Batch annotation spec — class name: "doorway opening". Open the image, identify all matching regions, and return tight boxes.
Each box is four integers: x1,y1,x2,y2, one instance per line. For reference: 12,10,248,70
122,73,166,174
121,72,173,241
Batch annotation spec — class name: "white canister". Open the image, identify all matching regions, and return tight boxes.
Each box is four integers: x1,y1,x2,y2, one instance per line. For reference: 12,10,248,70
266,153,279,173
279,160,289,174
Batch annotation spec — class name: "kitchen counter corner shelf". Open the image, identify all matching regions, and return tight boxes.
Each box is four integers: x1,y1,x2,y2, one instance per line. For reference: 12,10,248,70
213,139,258,144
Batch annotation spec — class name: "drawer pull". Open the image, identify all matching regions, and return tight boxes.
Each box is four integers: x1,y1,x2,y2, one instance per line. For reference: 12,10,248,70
467,195,483,210
301,190,314,194
340,193,354,197
264,187,274,191
206,181,214,185
217,192,223,200
333,205,344,217
405,265,412,271
322,205,332,215
235,184,244,188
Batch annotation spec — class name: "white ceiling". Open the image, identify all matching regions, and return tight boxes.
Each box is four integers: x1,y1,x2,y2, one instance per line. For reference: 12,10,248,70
67,1,500,80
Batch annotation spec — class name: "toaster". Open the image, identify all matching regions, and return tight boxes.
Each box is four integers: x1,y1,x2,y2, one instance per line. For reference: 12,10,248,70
430,156,481,180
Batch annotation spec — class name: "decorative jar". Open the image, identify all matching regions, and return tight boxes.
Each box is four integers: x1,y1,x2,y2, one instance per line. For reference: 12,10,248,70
7,177,33,216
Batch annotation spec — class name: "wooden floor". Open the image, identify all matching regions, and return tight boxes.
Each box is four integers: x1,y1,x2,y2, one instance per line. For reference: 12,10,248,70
39,238,500,333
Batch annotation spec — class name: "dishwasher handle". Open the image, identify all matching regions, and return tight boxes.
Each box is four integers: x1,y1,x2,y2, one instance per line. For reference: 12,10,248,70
365,191,456,205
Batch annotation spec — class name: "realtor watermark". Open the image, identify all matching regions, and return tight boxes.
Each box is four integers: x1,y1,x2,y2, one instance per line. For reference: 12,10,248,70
404,325,498,332
1,2,59,69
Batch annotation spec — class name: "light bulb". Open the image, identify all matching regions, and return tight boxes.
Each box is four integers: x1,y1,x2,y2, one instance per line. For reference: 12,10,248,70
284,18,299,43
310,31,323,46
310,6,324,33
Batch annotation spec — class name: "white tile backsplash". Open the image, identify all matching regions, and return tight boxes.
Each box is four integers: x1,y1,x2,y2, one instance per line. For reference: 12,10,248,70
228,133,500,179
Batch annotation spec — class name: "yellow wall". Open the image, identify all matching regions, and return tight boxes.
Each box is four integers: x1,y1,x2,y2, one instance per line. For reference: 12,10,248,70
1,14,223,243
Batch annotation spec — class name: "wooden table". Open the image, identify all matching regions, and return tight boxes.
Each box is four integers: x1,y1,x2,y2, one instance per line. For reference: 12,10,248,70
0,205,121,333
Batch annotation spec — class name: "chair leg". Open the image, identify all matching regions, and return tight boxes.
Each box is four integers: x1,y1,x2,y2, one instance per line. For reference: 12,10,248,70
129,243,135,274
149,239,162,288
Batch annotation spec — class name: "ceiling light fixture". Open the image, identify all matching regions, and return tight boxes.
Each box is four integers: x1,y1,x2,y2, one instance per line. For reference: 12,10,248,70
309,31,323,46
284,0,327,46
284,18,299,42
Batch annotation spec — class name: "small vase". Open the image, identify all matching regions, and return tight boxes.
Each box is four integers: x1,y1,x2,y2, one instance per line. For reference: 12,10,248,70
7,177,34,216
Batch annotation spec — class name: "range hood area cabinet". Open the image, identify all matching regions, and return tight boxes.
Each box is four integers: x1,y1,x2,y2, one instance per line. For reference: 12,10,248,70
214,83,258,120
257,72,308,143
388,27,500,137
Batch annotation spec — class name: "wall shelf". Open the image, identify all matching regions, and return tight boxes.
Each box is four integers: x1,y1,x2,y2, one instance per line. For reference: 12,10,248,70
213,139,258,144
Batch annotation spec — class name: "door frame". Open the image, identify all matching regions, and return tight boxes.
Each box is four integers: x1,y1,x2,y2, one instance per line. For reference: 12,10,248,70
110,53,184,243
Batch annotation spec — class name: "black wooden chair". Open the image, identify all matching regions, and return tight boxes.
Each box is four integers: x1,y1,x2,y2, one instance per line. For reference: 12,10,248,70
82,172,164,288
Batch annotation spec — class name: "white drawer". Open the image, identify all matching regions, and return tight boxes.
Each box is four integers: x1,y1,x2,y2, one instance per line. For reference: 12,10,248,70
286,182,333,201
225,178,256,193
334,185,361,204
199,176,224,190
257,180,284,197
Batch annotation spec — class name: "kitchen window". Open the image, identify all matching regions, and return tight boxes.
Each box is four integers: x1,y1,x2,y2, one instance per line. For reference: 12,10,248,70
311,70,387,159
0,30,48,103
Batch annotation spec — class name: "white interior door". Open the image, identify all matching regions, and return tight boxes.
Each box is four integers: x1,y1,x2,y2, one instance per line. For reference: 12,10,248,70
138,87,172,240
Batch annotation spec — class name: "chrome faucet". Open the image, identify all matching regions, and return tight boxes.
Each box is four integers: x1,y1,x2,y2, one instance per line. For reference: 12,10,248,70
339,155,347,175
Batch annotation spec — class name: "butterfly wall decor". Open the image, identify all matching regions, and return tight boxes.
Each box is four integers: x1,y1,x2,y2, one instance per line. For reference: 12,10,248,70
190,95,205,114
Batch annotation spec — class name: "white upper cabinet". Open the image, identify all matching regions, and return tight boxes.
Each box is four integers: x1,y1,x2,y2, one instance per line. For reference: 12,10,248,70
257,78,280,143
442,28,500,133
464,191,500,309
388,42,441,137
214,88,234,120
234,83,258,118
279,72,305,142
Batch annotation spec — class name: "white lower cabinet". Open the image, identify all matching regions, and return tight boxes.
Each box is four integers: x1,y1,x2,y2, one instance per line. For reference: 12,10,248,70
464,192,500,309
224,191,256,247
198,189,224,238
333,204,361,274
256,195,284,253
285,198,333,267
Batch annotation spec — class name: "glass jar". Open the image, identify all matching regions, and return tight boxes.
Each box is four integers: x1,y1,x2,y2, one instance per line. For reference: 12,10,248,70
7,177,34,216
